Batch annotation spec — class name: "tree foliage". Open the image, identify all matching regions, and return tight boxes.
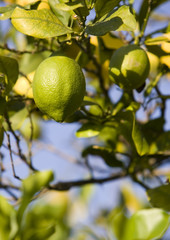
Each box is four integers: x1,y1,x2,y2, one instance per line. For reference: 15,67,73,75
0,0,170,239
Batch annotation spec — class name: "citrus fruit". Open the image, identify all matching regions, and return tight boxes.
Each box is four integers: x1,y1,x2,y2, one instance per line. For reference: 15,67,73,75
109,45,150,90
33,56,86,122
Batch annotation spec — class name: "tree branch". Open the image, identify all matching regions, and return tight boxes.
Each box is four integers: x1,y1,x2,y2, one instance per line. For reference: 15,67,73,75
50,171,127,191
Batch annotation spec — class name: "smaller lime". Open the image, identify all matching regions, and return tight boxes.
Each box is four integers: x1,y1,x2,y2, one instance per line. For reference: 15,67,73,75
109,45,150,90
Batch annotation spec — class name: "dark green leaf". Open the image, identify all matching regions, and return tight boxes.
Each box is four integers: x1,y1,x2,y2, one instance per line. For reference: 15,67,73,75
82,145,123,167
146,45,169,58
141,117,165,145
73,0,89,18
150,131,170,154
0,55,19,95
95,0,121,19
11,7,72,38
147,184,170,211
0,97,6,115
85,6,136,36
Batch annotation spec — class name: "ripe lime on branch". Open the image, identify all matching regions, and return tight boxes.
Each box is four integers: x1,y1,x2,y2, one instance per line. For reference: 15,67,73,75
109,45,150,90
33,56,86,122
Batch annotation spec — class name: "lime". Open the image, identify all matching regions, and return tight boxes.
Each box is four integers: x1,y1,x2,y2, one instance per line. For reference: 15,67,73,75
33,56,86,122
109,45,150,90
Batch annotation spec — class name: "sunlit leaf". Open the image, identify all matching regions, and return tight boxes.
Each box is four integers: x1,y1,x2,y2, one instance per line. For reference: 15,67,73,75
3,107,28,131
122,209,169,240
85,6,136,36
132,118,150,156
49,0,72,26
17,170,54,224
76,123,102,138
53,2,83,11
0,196,17,240
145,35,170,45
11,7,72,38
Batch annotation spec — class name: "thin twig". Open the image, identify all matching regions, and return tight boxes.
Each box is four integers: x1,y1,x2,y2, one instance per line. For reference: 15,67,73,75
5,132,21,180
4,112,37,172
75,39,109,97
0,44,53,55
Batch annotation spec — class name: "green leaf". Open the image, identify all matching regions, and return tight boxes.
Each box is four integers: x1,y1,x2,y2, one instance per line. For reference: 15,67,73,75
0,196,17,240
109,207,128,240
49,0,72,26
122,209,170,240
3,107,28,131
82,97,104,115
146,45,169,58
0,55,19,95
147,184,170,211
17,170,54,225
132,117,150,156
20,204,60,240
74,0,89,18
145,35,170,45
150,131,170,154
54,2,84,11
95,0,121,19
0,96,6,116
85,6,136,36
82,145,123,167
0,5,18,20
11,7,72,39
76,123,102,138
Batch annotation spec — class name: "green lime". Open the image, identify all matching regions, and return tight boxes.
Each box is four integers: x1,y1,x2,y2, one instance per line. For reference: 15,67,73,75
33,56,86,122
109,45,150,90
